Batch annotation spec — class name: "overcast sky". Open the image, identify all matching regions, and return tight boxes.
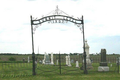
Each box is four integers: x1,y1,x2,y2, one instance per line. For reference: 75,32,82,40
0,0,120,54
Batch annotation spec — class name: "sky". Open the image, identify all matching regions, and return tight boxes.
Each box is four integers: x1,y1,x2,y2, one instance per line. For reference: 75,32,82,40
0,0,120,54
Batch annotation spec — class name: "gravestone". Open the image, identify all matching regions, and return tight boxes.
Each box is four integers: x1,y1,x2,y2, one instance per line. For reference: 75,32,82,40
45,54,51,64
23,58,25,63
56,59,58,65
110,64,112,67
39,60,42,64
42,60,45,64
100,49,107,66
98,49,109,71
71,59,74,63
68,55,71,66
66,56,68,66
76,61,79,67
42,52,47,64
51,52,54,65
28,56,30,63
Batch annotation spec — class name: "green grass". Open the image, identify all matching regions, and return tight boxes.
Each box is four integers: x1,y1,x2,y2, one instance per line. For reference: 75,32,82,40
0,63,120,80
0,72,120,80
0,54,119,79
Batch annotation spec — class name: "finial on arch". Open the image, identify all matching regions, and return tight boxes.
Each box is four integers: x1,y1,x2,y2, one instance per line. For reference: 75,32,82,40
55,5,59,15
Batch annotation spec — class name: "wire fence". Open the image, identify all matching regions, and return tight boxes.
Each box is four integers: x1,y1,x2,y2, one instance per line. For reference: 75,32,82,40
0,54,119,77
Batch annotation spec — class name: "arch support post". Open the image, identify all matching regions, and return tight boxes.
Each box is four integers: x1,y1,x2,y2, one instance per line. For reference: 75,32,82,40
82,16,88,74
30,15,36,75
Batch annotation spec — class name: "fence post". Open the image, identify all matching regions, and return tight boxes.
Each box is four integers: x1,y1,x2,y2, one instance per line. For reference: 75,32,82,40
118,57,119,73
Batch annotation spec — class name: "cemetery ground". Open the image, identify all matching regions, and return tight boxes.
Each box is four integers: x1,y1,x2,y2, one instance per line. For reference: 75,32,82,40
0,54,120,80
0,63,120,80
0,72,120,80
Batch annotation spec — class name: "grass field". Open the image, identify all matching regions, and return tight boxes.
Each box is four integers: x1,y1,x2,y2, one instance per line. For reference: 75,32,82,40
0,62,120,80
0,71,120,80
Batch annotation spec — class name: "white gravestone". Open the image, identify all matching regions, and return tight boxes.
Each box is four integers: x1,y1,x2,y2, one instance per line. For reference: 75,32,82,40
43,52,47,64
110,64,112,67
28,56,30,63
42,60,45,64
51,52,54,65
66,56,68,65
57,59,58,65
68,55,71,66
76,61,79,67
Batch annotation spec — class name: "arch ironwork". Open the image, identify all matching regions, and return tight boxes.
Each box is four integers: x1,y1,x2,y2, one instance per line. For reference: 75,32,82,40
30,6,87,75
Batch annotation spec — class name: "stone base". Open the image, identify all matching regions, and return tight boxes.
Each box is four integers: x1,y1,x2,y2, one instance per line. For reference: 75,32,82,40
44,63,53,65
98,66,109,71
68,64,71,66
51,62,54,65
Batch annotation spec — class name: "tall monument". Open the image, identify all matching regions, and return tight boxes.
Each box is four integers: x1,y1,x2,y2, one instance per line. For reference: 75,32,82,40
81,40,93,70
85,40,90,59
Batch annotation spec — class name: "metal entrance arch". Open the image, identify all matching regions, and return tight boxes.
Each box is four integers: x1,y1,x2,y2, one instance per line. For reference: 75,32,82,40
30,6,87,75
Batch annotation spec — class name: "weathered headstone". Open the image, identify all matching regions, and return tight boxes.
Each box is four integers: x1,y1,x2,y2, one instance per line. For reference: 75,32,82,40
100,49,107,66
28,56,30,63
56,59,58,65
23,58,25,63
98,49,109,71
66,56,68,65
51,52,54,65
42,52,47,64
68,55,71,66
71,59,74,63
45,54,51,64
39,60,42,64
110,64,112,67
76,61,79,67
42,59,45,64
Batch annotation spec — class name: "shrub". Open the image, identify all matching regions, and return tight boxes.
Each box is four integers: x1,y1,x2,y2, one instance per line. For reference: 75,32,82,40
9,57,16,61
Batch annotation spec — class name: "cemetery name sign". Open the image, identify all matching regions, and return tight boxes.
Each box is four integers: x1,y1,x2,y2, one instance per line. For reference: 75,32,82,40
31,15,82,25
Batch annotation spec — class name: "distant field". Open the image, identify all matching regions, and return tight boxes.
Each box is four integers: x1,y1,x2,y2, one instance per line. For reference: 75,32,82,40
0,54,119,63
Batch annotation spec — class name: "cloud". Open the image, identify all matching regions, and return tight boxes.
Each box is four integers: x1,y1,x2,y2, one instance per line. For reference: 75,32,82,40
33,23,83,53
0,0,120,54
88,35,120,54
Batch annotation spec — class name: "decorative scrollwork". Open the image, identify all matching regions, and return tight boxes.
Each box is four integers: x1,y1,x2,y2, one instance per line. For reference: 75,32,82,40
31,6,84,34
